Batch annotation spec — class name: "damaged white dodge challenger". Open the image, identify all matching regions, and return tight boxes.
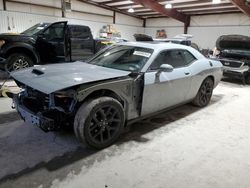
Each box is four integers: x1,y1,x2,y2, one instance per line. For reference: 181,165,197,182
9,42,222,149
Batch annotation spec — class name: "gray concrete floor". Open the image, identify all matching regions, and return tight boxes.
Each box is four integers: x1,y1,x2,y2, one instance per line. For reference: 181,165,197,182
0,80,250,188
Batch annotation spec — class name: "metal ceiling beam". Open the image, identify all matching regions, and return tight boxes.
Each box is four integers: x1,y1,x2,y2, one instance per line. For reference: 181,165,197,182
176,3,234,10
3,0,6,10
132,0,190,24
231,0,250,16
183,7,240,13
188,10,241,16
103,0,133,5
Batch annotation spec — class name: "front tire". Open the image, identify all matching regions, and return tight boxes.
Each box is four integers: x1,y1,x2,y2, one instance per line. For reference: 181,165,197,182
74,97,125,149
192,77,214,107
6,53,33,72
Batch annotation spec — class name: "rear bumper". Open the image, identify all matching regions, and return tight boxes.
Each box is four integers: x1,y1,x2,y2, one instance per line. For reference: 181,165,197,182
13,95,55,132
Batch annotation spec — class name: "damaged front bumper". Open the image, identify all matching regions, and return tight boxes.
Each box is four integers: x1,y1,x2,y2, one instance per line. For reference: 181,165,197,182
13,94,56,132
223,66,249,79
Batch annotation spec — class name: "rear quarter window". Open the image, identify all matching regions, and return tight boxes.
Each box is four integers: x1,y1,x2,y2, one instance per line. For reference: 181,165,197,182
182,50,197,65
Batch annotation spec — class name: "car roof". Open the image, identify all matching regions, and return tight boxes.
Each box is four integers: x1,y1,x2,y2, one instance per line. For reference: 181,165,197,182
117,41,205,61
118,41,191,51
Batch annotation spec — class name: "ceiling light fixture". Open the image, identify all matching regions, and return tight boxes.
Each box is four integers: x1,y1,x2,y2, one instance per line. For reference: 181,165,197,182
165,3,172,9
212,0,221,4
128,8,135,13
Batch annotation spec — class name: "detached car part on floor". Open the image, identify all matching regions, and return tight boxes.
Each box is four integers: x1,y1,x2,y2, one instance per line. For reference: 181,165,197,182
9,42,222,149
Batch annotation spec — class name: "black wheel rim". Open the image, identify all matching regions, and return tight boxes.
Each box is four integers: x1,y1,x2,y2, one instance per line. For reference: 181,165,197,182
199,80,213,106
10,56,30,71
88,105,122,144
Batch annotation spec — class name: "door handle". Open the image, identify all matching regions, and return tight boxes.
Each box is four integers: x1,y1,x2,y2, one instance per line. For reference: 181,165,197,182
209,61,213,67
185,72,190,75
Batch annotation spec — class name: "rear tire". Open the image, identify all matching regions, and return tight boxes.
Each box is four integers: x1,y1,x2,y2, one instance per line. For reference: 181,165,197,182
6,53,33,72
192,77,214,107
74,97,125,149
245,73,250,85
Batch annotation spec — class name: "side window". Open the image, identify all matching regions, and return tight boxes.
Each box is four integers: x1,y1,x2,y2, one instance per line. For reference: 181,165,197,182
43,23,65,40
149,51,168,70
70,26,92,39
149,49,197,71
167,50,186,68
182,50,197,65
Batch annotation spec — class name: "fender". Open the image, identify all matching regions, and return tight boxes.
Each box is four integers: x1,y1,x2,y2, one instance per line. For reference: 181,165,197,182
75,77,140,120
3,42,40,64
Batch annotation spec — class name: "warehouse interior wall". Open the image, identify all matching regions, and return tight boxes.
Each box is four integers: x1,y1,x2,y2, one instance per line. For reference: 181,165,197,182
0,0,3,10
145,13,250,49
0,0,249,49
189,13,250,49
0,0,144,41
145,17,184,39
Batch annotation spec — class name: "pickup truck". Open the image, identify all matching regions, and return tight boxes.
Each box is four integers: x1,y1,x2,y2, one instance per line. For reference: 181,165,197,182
0,21,108,72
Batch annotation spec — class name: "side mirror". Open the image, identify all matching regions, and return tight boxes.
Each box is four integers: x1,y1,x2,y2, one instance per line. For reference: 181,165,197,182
156,64,173,76
156,64,173,77
37,33,46,40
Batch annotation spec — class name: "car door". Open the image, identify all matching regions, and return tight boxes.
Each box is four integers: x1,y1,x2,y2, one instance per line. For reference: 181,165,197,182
36,22,67,63
69,25,95,61
141,49,193,116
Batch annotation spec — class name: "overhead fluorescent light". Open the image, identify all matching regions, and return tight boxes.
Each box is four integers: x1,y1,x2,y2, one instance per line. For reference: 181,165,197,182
212,0,221,4
165,3,172,9
128,8,135,13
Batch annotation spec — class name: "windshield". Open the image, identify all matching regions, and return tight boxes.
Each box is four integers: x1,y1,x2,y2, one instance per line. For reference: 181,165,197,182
21,23,49,36
88,45,153,72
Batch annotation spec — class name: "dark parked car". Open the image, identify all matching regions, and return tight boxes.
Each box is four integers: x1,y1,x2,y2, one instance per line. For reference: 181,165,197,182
0,21,106,72
9,42,222,149
216,35,250,84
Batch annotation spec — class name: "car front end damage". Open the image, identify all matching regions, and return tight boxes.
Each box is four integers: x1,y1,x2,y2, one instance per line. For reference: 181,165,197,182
12,86,77,132
219,57,250,84
215,35,250,84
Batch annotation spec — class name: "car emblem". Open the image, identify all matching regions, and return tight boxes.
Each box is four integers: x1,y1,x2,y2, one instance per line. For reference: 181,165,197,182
224,62,230,66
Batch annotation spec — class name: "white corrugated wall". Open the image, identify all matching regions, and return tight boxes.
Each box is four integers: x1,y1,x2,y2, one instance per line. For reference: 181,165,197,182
0,0,249,48
189,13,250,49
0,0,144,41
145,13,250,49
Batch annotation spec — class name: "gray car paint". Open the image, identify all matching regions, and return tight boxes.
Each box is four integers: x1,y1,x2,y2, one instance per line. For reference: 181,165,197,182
10,61,131,94
11,42,222,124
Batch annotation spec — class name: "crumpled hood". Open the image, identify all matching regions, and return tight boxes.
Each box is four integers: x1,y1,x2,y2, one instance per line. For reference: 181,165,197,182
11,61,131,94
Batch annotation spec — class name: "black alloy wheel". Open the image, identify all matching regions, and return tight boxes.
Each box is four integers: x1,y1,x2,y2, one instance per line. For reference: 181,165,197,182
193,77,214,107
87,105,122,145
74,97,125,149
6,53,33,72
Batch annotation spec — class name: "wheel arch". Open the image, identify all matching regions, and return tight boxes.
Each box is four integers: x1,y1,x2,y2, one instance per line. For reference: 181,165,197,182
82,89,125,107
5,46,39,64
206,75,215,84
